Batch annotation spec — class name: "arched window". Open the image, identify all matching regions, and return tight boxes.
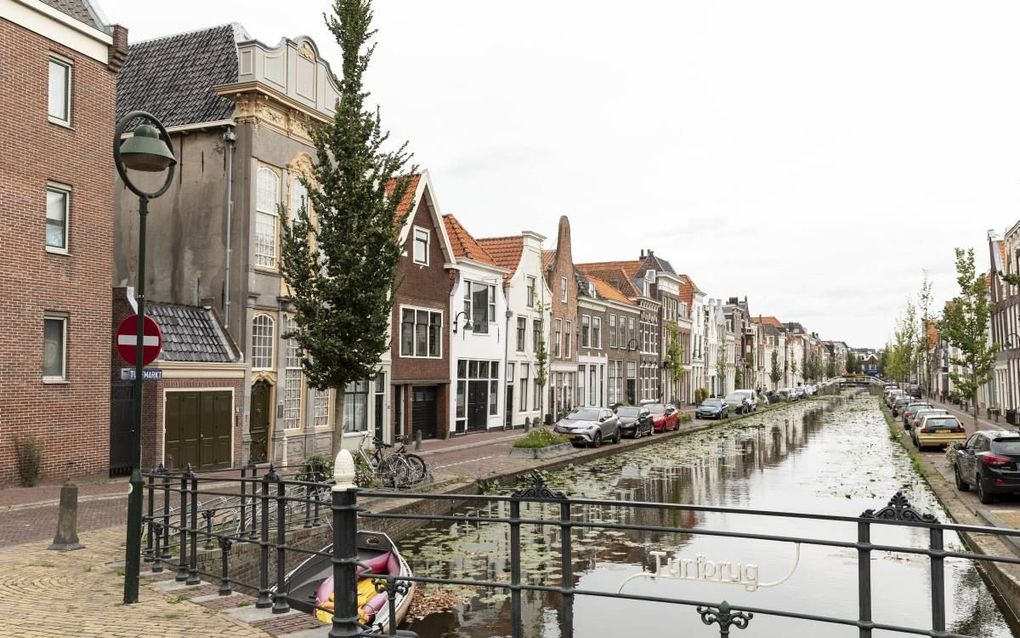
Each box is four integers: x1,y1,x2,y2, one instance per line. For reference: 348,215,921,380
255,166,279,268
251,314,275,369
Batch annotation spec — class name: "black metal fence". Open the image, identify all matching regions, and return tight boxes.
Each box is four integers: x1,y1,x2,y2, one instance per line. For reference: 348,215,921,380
140,465,1020,638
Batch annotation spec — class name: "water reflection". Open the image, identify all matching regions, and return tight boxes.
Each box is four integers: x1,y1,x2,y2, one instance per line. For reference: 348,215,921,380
403,395,1017,637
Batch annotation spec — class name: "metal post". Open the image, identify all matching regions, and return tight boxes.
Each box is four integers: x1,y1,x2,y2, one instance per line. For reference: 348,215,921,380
161,470,172,559
144,466,157,562
273,474,290,614
304,477,313,529
218,536,233,596
930,526,946,632
203,510,216,550
239,464,247,538
857,520,872,638
151,522,163,574
255,467,273,608
510,497,523,638
329,487,362,638
187,467,200,585
559,499,574,637
175,468,189,582
314,485,322,527
250,461,260,540
122,194,149,604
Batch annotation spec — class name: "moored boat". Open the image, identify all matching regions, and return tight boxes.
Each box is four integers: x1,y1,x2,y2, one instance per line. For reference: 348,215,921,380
281,531,415,633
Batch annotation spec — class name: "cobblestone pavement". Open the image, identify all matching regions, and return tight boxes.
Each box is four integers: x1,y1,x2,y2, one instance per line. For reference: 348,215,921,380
0,526,269,638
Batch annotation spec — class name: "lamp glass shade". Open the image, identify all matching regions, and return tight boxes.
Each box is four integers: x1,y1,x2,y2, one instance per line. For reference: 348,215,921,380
463,320,473,331
120,124,176,172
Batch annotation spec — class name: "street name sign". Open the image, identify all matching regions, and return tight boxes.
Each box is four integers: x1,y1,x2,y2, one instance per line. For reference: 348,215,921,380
119,368,163,381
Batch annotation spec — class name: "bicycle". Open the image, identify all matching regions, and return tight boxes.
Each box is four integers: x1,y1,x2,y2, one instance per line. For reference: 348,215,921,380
355,436,419,488
390,435,428,484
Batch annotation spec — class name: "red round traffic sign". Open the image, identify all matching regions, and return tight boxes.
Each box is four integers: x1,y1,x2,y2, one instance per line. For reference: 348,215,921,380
116,314,163,366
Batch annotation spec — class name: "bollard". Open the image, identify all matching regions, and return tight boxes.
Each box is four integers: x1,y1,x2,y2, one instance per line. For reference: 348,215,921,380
414,429,422,451
524,417,531,432
255,466,274,608
48,481,83,551
151,522,164,573
217,536,233,596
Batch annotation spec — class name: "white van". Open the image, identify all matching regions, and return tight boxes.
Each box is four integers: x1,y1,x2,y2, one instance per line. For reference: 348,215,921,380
734,389,758,411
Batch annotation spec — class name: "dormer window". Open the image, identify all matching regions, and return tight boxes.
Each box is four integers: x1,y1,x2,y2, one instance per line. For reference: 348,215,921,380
588,282,595,297
413,227,429,265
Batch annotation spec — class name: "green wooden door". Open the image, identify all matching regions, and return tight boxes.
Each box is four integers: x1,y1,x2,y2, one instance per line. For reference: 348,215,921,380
165,391,233,471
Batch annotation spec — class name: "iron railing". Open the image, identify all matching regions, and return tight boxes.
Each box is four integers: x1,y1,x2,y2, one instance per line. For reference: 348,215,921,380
140,466,1020,638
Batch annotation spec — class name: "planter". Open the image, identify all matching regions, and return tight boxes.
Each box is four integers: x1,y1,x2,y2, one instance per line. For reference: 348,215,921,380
509,442,575,459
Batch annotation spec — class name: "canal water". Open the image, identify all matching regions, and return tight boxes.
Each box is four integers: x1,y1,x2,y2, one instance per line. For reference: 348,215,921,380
400,392,1018,637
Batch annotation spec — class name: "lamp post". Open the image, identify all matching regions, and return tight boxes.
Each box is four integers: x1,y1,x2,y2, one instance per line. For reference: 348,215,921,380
452,310,473,334
114,111,177,604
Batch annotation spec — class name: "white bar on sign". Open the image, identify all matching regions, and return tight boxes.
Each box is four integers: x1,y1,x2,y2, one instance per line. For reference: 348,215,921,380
117,335,159,347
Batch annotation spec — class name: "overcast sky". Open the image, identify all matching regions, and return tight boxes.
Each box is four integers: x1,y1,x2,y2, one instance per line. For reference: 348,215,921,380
99,0,1020,348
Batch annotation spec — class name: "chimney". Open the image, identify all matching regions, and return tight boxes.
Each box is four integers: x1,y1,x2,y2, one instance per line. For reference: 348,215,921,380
640,249,645,259
108,25,128,72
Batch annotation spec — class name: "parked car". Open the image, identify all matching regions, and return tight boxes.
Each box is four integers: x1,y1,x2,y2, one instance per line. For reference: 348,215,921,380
723,392,751,415
553,407,621,448
952,430,1020,503
764,390,781,404
696,398,729,420
907,408,949,431
641,402,679,432
912,414,966,450
891,396,913,416
615,405,654,439
901,403,933,427
734,389,758,411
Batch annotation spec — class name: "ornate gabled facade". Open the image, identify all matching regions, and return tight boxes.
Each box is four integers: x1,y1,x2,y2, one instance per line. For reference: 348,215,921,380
115,25,388,467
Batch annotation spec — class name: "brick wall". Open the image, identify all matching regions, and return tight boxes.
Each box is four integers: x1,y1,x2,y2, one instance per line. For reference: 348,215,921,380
0,18,117,483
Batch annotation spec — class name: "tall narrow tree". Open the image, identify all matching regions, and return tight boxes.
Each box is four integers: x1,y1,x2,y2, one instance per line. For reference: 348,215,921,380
665,322,685,402
280,0,415,454
769,349,782,389
940,248,997,426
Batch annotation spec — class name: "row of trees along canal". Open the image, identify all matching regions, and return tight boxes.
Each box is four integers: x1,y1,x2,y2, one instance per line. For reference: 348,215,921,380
883,248,996,425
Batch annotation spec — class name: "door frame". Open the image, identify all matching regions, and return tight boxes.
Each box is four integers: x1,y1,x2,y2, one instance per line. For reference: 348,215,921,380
249,378,274,464
162,387,236,469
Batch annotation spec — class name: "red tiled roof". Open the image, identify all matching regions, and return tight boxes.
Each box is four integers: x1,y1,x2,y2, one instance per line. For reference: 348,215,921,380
477,235,524,283
576,264,641,298
576,260,643,278
588,275,635,306
542,249,555,271
385,173,422,225
926,321,939,346
443,214,498,267
756,316,784,328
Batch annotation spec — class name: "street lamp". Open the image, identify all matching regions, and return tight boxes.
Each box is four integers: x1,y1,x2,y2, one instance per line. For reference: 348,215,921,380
452,310,473,334
114,111,176,605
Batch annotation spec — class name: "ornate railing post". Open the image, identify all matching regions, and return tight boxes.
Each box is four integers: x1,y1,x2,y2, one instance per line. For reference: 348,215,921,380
329,450,363,638
697,601,753,637
239,462,248,538
272,472,290,614
249,460,260,540
203,509,216,550
160,468,172,560
187,466,200,585
151,522,163,573
175,466,190,582
217,536,233,596
255,465,275,608
861,492,939,638
856,516,872,638
304,476,313,529
143,464,160,562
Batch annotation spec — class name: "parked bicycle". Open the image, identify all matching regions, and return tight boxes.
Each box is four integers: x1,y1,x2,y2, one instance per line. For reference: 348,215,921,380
391,434,428,484
355,435,427,488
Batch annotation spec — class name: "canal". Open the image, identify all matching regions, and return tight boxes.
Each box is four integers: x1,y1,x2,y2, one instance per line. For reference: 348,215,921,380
400,392,1018,637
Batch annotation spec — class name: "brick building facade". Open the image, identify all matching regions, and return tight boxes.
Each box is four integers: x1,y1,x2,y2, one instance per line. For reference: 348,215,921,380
0,0,126,483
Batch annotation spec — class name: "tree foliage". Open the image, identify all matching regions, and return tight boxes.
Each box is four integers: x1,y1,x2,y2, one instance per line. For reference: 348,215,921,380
279,0,414,452
769,349,782,388
939,248,997,425
665,322,685,400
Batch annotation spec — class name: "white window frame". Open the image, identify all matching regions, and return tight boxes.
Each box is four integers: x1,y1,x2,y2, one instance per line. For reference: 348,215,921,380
593,316,602,350
526,276,537,308
463,281,495,335
281,314,303,430
581,314,591,348
609,314,617,348
516,316,527,353
43,314,67,382
565,320,572,358
48,55,72,126
313,388,333,429
555,318,562,358
561,276,568,302
45,182,71,254
400,305,443,358
251,313,275,370
255,166,280,269
413,226,429,265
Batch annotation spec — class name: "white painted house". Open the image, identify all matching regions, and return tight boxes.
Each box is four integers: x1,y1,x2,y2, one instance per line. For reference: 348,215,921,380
478,231,552,428
443,215,510,433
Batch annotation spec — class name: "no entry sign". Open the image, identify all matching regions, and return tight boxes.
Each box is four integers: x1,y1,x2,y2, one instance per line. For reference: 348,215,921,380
116,314,163,366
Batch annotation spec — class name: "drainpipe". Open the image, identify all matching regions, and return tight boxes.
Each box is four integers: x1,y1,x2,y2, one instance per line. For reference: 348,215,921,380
223,126,237,325
503,301,512,427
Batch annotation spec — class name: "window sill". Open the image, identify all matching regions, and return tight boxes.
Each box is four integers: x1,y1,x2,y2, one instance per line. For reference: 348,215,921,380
45,247,70,256
43,378,69,385
48,117,73,130
253,266,280,275
399,355,442,359
342,430,369,438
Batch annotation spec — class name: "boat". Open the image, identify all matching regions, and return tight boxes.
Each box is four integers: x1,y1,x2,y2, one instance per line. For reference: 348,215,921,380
281,531,415,633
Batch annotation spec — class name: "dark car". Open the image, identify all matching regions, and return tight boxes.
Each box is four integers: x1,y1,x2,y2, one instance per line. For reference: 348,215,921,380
615,405,653,439
553,407,621,448
891,396,912,416
952,430,1020,503
696,398,728,420
641,402,679,432
901,402,933,428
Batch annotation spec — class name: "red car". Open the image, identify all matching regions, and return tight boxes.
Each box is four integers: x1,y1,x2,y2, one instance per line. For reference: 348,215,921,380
643,402,679,432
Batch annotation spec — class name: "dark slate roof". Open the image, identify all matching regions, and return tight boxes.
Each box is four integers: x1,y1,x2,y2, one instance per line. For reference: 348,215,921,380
117,24,246,128
147,302,239,363
40,0,102,30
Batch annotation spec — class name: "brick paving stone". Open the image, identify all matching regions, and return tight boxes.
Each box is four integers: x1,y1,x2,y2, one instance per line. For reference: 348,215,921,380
0,526,270,637
252,612,323,634
197,593,256,610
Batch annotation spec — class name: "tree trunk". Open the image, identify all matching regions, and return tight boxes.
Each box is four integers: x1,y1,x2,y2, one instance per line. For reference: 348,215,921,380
331,390,347,457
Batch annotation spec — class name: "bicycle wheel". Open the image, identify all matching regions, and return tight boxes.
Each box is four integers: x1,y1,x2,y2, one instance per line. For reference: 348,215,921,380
402,454,427,484
378,457,411,489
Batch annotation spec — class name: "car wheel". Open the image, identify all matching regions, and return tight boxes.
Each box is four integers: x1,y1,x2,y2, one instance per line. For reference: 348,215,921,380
612,428,621,444
977,475,995,504
954,466,970,492
632,428,640,440
591,432,602,448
